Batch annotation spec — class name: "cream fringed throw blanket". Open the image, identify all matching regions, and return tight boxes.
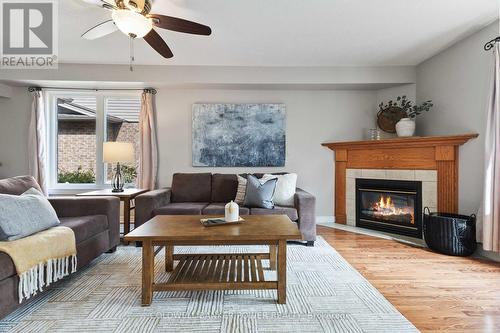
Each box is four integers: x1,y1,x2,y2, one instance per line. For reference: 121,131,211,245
0,226,77,303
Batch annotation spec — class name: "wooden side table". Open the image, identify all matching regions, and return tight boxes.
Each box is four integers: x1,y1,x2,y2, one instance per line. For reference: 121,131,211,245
77,188,148,244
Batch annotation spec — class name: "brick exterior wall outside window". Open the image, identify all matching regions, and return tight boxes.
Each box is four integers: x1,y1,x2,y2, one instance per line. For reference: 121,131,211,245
57,120,139,182
58,121,97,172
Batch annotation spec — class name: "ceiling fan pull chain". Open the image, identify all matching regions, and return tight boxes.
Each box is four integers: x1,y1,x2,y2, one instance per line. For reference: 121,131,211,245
129,35,135,72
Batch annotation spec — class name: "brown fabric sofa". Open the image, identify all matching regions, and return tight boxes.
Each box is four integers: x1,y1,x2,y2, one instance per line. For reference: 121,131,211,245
136,173,316,244
0,176,120,319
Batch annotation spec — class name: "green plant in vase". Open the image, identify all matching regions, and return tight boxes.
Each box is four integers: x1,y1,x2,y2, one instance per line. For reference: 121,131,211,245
378,96,433,137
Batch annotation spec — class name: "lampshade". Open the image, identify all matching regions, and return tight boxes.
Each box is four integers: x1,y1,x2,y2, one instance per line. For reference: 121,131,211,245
103,142,135,163
111,9,153,38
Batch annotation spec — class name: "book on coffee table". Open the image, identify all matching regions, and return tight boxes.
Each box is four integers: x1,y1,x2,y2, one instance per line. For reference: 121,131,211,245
200,217,245,227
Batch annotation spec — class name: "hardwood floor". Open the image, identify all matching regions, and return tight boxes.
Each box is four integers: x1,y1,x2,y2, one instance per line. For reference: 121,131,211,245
317,226,500,333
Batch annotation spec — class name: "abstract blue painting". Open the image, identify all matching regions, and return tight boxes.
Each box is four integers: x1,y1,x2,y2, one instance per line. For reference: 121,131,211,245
192,103,286,167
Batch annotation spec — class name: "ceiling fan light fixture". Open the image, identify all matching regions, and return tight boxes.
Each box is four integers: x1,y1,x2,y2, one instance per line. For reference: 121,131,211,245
111,9,152,38
117,0,150,14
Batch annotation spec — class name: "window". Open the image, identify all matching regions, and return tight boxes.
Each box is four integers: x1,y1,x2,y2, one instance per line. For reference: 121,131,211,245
105,97,141,185
47,91,141,191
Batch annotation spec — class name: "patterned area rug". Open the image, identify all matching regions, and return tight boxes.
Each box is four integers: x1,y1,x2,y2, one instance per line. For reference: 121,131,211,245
0,237,418,333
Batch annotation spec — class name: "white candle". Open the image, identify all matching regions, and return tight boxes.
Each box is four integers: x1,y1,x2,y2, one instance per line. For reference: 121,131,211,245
225,201,239,222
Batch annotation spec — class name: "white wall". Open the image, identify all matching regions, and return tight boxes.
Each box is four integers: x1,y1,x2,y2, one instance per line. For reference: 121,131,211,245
0,85,376,217
0,84,12,98
376,84,416,106
0,64,416,89
0,86,31,178
416,21,498,217
154,89,376,216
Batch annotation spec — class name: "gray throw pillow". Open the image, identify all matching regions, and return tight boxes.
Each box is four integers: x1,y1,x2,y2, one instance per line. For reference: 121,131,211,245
0,226,7,241
243,175,278,209
0,188,60,241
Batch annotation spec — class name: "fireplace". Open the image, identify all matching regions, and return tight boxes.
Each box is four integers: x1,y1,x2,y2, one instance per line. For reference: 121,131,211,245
356,178,422,238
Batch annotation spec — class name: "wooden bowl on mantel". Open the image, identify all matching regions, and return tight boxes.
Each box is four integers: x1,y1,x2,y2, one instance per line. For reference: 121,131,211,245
377,106,407,133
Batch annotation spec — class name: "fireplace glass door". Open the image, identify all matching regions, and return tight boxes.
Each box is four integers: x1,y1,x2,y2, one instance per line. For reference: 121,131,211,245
356,179,422,238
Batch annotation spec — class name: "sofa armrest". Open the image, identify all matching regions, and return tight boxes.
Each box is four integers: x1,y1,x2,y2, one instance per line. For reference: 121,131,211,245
294,188,316,241
135,188,172,228
49,196,121,248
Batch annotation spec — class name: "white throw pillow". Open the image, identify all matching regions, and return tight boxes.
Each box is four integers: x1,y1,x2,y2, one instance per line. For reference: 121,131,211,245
261,173,297,207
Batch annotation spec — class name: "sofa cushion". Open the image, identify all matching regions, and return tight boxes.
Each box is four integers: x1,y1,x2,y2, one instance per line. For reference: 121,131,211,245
202,203,250,215
59,215,108,244
211,174,238,203
171,173,212,203
0,252,15,281
250,206,299,221
153,203,209,215
0,176,42,195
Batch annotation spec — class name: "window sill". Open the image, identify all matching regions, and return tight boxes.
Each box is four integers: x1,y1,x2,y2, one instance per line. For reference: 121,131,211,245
49,185,110,196
49,184,136,196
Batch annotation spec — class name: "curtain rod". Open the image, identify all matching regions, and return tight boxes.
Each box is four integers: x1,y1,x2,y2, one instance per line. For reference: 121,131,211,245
484,36,500,51
27,87,157,94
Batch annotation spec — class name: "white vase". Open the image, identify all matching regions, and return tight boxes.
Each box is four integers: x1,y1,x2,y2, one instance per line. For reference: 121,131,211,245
225,201,239,222
395,118,416,137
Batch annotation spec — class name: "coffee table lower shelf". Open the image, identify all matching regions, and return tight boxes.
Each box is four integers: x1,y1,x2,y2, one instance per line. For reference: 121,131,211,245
139,239,289,306
154,253,278,292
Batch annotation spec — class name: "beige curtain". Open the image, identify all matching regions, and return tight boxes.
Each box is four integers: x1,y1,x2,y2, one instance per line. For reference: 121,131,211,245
482,43,500,252
28,88,48,195
137,89,158,190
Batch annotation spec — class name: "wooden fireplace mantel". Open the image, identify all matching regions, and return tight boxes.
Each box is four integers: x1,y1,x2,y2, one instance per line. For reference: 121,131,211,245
321,133,478,224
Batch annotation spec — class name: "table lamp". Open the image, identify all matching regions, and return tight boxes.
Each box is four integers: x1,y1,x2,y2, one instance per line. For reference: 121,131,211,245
103,142,135,192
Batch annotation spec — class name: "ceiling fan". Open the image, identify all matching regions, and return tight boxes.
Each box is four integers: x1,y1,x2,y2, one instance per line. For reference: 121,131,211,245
80,0,211,61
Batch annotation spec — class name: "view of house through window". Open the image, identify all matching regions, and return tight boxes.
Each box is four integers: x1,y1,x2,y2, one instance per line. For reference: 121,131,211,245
54,94,140,186
57,96,97,184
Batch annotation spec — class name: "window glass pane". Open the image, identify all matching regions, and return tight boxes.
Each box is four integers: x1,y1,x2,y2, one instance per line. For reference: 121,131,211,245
57,96,97,184
105,97,140,185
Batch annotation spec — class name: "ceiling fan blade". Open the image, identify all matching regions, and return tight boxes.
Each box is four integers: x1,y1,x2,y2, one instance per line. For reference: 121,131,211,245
81,20,118,40
143,29,174,58
148,14,211,35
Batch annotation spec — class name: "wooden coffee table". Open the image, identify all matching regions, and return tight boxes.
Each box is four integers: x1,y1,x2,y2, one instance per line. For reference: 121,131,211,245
124,215,301,306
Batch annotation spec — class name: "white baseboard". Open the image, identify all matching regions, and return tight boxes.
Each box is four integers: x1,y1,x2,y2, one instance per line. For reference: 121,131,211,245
321,222,426,247
316,216,335,224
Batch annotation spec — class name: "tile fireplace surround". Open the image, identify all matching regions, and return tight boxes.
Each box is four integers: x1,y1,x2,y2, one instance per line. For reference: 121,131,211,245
322,134,479,226
345,168,437,227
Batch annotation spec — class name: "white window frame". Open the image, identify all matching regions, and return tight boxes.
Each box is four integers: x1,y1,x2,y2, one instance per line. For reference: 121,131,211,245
45,90,141,194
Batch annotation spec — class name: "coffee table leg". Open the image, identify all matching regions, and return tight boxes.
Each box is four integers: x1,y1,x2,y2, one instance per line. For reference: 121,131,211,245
165,244,174,272
277,239,287,304
142,239,154,306
269,244,277,271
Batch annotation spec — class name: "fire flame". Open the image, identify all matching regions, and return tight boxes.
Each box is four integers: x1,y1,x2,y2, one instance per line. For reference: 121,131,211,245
372,195,414,224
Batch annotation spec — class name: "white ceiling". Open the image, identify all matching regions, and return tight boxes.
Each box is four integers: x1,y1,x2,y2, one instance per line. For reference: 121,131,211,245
60,0,498,66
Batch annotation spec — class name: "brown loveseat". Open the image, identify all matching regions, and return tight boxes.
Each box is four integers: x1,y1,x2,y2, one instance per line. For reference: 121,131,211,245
0,176,120,319
135,173,316,245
